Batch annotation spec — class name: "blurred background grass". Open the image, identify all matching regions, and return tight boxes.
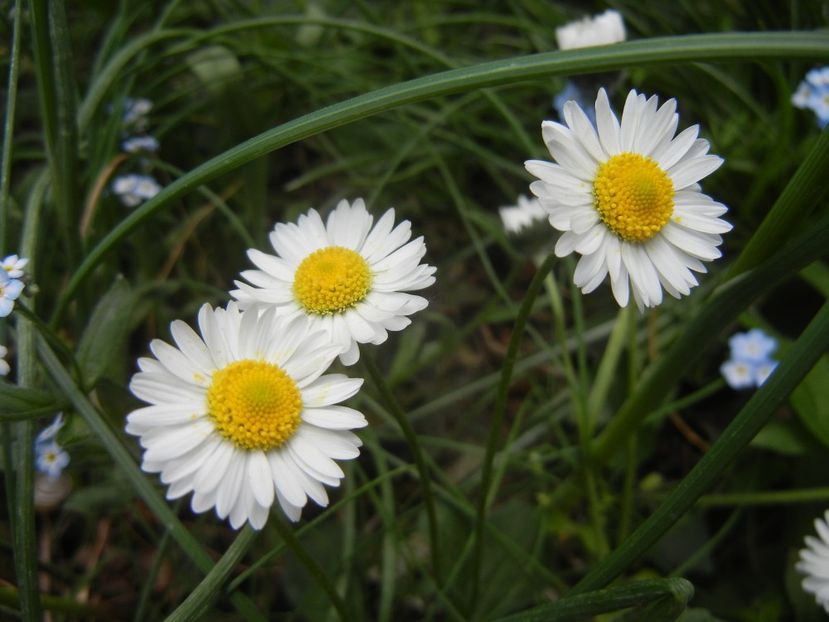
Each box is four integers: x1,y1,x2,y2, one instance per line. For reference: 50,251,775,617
2,0,829,619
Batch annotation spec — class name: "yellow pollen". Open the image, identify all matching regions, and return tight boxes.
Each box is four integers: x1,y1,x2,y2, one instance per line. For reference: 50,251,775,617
206,360,302,451
593,152,674,243
293,246,372,315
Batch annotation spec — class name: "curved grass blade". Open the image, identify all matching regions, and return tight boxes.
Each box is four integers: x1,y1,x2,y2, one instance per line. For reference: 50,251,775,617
55,32,829,322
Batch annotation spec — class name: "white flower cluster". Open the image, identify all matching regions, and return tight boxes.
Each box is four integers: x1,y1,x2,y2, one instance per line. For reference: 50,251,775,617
128,198,435,529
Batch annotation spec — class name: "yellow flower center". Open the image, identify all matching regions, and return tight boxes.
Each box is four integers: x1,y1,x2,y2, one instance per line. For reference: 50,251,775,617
206,360,302,451
292,246,372,315
593,153,674,243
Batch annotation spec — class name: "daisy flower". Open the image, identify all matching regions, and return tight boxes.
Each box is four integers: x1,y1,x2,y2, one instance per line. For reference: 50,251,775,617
231,198,436,365
35,441,70,479
499,195,547,235
2,254,28,278
555,9,626,51
797,509,829,613
526,88,731,309
126,302,367,529
0,271,24,317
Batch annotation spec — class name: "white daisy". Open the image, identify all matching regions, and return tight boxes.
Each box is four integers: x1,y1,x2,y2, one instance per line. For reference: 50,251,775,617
231,198,436,365
0,272,24,317
555,9,626,51
126,302,367,529
525,88,732,309
797,509,829,613
499,195,548,234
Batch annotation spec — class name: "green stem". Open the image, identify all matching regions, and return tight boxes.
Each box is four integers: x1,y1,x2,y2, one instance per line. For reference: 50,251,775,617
271,518,350,622
56,32,829,322
728,125,829,277
362,352,441,583
0,0,22,250
30,0,80,267
471,253,555,615
163,527,259,622
571,300,829,594
0,587,110,619
697,487,829,507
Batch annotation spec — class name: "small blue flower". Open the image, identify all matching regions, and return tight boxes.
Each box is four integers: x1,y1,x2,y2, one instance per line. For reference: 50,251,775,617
35,441,69,479
0,271,24,317
122,135,160,154
721,328,779,390
122,97,153,131
553,81,596,125
112,174,162,207
720,359,755,390
792,66,829,129
728,328,777,364
1,254,28,279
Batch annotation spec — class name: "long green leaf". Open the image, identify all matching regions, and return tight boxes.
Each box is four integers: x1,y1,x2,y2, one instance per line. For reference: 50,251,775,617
495,578,693,622
54,32,829,322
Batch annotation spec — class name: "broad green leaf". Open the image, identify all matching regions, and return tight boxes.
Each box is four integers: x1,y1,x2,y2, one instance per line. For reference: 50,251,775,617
791,356,829,449
76,277,136,387
0,382,63,422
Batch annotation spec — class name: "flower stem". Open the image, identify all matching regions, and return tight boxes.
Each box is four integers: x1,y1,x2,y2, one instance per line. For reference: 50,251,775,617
362,352,441,583
271,518,351,621
471,253,555,615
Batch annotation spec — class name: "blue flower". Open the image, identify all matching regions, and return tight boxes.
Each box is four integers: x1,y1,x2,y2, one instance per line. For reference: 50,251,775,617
1,254,28,278
792,66,829,129
553,81,596,125
721,328,778,390
122,135,160,154
728,328,777,364
0,271,24,317
112,174,162,207
35,441,69,479
36,413,65,444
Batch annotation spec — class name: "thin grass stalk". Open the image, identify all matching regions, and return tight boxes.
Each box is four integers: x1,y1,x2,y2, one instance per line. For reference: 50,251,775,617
271,518,351,621
55,32,829,322
572,300,829,594
36,339,265,620
698,488,829,507
471,253,555,615
8,165,49,621
29,0,78,267
0,0,24,544
163,527,258,622
362,353,441,583
728,125,829,277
